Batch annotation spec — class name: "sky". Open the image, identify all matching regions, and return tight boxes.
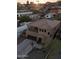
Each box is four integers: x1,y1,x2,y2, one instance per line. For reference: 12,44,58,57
17,0,58,4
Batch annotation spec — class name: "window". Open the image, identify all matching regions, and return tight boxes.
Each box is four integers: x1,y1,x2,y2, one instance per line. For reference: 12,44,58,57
44,30,46,32
48,32,50,35
40,29,43,32
17,15,18,17
34,27,38,32
53,14,56,17
39,29,41,31
47,15,48,17
39,29,46,32
42,29,43,32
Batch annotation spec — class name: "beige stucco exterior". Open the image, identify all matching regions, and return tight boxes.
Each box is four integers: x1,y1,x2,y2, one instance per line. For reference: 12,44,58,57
26,19,60,45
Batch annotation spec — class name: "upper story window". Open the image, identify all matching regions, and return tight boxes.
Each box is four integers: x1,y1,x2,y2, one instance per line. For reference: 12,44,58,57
39,29,41,31
29,27,38,32
42,29,43,32
34,27,38,32
39,29,46,33
39,29,43,32
44,30,46,32
48,32,50,35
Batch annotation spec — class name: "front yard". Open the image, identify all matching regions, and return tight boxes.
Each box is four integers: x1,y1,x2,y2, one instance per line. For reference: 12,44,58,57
46,38,61,59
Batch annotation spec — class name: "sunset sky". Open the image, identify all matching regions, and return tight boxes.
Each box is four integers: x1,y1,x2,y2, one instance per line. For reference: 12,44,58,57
17,0,58,4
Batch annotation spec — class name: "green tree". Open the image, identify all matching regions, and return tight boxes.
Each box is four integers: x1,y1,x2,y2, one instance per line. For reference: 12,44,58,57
33,10,40,14
20,16,31,23
54,13,61,20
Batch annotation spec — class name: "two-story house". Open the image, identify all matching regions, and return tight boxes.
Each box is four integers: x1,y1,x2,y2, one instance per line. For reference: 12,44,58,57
26,19,60,46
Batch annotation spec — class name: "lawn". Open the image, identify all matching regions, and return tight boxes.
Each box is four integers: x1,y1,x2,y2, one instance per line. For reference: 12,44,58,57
46,38,61,59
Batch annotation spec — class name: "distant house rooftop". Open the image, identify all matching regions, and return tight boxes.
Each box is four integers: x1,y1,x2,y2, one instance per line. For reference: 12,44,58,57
17,11,33,17
17,10,31,13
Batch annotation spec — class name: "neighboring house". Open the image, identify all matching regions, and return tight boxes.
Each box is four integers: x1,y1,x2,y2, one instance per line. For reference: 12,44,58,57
17,11,33,17
17,22,31,38
44,13,54,19
50,6,61,15
26,19,60,46
17,24,27,38
17,10,27,13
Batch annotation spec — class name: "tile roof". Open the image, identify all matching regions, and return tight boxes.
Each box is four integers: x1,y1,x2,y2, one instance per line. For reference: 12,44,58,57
29,19,60,29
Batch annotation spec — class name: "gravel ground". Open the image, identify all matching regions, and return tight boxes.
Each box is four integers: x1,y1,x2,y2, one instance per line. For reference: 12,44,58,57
18,48,61,59
17,39,61,59
24,48,47,59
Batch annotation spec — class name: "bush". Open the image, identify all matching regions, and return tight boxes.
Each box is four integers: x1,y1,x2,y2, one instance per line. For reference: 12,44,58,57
20,16,31,23
54,13,61,20
33,10,40,14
